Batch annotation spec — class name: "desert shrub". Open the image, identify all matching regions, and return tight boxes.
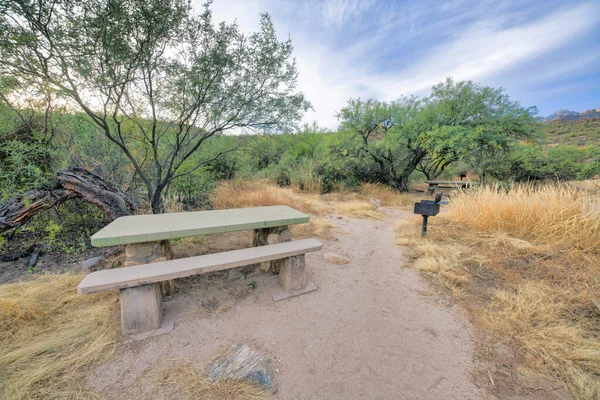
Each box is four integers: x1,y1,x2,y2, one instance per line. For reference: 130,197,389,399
493,142,600,181
25,200,109,254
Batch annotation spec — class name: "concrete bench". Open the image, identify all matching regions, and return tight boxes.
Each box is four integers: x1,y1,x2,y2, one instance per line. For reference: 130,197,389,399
78,238,323,335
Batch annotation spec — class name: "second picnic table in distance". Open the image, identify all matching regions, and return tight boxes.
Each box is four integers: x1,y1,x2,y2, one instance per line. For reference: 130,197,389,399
425,180,480,194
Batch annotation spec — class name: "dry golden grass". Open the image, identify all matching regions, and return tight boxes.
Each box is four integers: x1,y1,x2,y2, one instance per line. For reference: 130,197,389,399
0,275,119,400
162,191,186,213
211,179,327,216
401,183,600,398
449,183,600,251
569,179,600,192
334,201,382,220
290,174,324,195
210,179,419,223
291,216,338,240
152,363,268,400
359,183,418,208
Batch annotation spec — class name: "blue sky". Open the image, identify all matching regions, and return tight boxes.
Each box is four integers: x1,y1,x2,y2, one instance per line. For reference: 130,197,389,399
204,0,600,128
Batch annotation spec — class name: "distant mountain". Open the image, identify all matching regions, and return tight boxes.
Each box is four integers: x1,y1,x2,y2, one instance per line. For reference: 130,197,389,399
540,108,600,122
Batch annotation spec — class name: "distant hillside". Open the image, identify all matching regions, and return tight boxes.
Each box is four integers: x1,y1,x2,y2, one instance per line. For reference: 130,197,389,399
542,118,600,146
540,108,600,122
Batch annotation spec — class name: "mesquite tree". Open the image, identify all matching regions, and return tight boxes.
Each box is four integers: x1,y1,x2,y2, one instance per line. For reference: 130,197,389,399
336,97,431,192
337,79,537,191
0,0,310,212
425,79,538,183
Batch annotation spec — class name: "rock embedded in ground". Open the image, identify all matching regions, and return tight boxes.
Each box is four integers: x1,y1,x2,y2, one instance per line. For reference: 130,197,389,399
81,256,107,274
323,252,350,265
208,344,277,394
369,197,381,210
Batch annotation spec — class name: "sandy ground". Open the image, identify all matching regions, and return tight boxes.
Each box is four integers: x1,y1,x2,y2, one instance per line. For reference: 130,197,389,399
90,208,485,399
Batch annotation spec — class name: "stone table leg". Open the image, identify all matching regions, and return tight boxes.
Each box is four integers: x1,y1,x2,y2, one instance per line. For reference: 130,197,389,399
120,283,162,335
124,240,175,296
279,254,306,292
252,226,291,274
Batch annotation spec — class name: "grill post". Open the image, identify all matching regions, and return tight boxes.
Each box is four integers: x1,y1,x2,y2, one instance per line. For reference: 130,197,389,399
421,215,429,237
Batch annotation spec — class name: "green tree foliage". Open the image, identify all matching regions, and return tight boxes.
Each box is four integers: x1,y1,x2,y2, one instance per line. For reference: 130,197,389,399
336,79,538,191
491,143,600,181
0,0,310,212
335,98,419,191
0,103,63,199
426,79,538,183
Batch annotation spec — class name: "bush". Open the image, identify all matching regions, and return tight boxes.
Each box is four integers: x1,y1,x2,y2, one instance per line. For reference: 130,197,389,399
25,200,109,254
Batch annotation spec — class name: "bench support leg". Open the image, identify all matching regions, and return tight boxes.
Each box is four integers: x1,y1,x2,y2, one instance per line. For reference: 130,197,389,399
124,240,175,296
120,283,162,335
252,226,291,274
279,254,306,292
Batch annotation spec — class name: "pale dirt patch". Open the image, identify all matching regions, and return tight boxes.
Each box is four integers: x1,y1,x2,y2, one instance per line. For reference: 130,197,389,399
88,208,484,399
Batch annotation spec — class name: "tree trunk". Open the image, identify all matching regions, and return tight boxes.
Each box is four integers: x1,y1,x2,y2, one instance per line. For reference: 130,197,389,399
150,189,164,214
392,176,410,192
58,168,137,219
0,168,136,233
0,189,77,233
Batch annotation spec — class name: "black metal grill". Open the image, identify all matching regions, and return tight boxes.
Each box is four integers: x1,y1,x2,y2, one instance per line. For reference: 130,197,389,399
413,192,447,236
413,201,440,217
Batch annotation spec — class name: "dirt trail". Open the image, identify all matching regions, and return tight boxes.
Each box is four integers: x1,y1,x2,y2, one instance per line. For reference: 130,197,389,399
91,209,484,399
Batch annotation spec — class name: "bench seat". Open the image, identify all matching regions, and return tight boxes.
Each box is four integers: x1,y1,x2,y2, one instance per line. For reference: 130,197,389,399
78,238,323,335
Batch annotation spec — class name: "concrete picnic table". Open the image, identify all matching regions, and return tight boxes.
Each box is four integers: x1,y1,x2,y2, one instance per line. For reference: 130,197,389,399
425,180,480,194
91,206,310,295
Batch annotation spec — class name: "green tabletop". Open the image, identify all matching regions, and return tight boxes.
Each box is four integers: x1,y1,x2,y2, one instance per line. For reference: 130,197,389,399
91,206,309,247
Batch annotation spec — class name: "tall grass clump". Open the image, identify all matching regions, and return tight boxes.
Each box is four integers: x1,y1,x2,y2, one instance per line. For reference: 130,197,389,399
448,184,600,251
0,275,119,399
402,183,600,398
211,179,325,216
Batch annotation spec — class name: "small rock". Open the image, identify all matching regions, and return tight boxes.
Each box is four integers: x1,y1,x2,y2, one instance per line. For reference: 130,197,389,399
369,197,381,210
208,344,277,394
323,252,350,265
81,256,107,274
337,216,343,219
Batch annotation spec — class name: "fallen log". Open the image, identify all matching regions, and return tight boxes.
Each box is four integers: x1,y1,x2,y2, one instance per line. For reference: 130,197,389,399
0,168,135,234
57,168,137,219
0,189,77,233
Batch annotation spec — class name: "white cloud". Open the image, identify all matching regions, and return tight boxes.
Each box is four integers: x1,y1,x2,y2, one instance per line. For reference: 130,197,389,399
376,3,600,96
200,1,600,128
321,0,375,26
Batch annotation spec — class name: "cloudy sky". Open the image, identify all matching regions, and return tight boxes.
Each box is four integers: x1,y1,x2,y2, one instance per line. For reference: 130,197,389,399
203,0,600,128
